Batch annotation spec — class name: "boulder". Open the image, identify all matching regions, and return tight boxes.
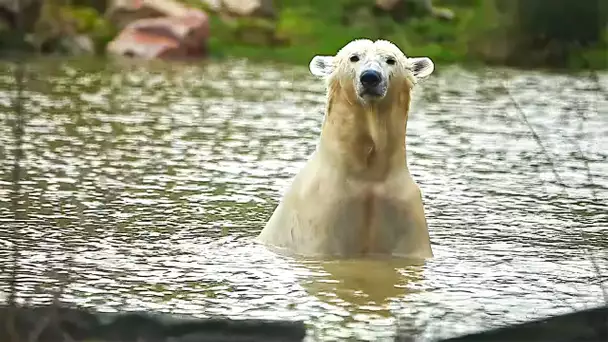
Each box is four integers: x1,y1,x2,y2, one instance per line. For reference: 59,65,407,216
430,6,454,21
375,0,401,12
0,0,38,14
199,0,221,12
34,33,96,55
375,0,454,20
106,0,190,29
201,0,275,18
0,0,42,31
58,34,96,55
106,8,209,60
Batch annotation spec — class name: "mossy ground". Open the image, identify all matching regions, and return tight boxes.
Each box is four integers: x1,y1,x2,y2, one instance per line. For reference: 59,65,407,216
2,0,606,70
199,0,607,70
203,0,488,66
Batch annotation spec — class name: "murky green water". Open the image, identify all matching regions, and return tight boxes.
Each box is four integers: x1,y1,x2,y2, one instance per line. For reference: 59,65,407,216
0,57,606,341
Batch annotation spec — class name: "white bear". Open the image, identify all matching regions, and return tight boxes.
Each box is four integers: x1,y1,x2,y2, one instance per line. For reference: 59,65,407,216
257,39,435,259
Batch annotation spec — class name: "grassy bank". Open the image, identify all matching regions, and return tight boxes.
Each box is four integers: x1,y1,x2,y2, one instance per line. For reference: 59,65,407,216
198,0,608,71
2,0,607,70
204,0,487,65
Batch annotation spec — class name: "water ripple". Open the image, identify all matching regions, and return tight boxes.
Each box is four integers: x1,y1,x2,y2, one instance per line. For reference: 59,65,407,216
0,59,606,341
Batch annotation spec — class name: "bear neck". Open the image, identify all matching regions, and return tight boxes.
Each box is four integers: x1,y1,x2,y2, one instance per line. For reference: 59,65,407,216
318,81,412,181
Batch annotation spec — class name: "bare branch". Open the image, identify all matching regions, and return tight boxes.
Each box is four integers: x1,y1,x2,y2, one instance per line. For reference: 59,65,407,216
501,80,607,304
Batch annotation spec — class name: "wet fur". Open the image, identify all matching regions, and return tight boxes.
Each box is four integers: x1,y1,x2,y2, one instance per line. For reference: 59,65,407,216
257,47,433,259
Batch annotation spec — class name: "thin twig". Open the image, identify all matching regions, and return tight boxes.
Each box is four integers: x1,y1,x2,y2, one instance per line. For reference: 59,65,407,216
6,1,28,342
501,81,607,304
569,71,602,201
504,90,566,187
8,0,27,308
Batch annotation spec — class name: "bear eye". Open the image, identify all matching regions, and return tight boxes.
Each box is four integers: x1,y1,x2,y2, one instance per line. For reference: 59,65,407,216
386,58,396,65
349,55,360,63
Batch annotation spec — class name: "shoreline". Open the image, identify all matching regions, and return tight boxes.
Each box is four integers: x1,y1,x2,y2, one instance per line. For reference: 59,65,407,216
0,1,606,71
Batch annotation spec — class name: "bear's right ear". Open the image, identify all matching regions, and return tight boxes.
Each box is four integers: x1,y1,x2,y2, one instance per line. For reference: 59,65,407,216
309,55,335,78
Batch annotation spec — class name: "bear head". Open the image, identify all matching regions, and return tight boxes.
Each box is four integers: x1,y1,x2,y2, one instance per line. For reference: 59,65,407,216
308,39,434,105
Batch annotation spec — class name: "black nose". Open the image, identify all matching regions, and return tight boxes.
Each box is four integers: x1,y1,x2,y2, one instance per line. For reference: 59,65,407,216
360,70,381,87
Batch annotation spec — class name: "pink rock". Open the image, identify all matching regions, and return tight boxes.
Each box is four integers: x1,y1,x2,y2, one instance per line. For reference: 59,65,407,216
106,9,210,60
106,0,191,29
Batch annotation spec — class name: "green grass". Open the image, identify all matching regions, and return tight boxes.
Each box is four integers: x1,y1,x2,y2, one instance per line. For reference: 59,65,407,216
205,0,483,65
201,0,607,70
5,0,605,70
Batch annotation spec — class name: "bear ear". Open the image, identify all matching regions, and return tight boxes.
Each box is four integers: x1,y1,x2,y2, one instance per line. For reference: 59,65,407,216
409,57,434,81
309,55,335,78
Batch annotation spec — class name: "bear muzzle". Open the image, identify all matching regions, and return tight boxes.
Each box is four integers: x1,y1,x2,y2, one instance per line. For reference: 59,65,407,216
357,66,387,100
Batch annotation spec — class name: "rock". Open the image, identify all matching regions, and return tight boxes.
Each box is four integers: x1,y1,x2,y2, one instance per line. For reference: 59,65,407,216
0,0,37,14
430,6,454,21
201,0,275,18
223,0,274,17
106,0,190,29
0,0,42,31
440,305,608,342
199,0,221,12
106,8,209,60
59,34,96,55
375,0,455,21
0,304,307,342
375,0,401,11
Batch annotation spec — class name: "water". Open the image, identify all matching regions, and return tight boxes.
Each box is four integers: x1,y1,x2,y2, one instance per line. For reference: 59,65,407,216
0,57,606,341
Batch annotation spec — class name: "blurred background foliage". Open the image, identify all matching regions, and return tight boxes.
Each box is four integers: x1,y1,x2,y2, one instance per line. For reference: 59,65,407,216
0,0,606,69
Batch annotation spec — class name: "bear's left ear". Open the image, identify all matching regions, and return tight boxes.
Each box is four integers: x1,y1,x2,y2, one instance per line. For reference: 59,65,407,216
409,57,434,80
309,55,335,78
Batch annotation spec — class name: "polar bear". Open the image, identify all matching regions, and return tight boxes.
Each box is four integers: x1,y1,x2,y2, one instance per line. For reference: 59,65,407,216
257,39,435,259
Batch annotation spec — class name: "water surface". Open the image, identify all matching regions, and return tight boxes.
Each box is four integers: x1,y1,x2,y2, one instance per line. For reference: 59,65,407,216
0,57,606,341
